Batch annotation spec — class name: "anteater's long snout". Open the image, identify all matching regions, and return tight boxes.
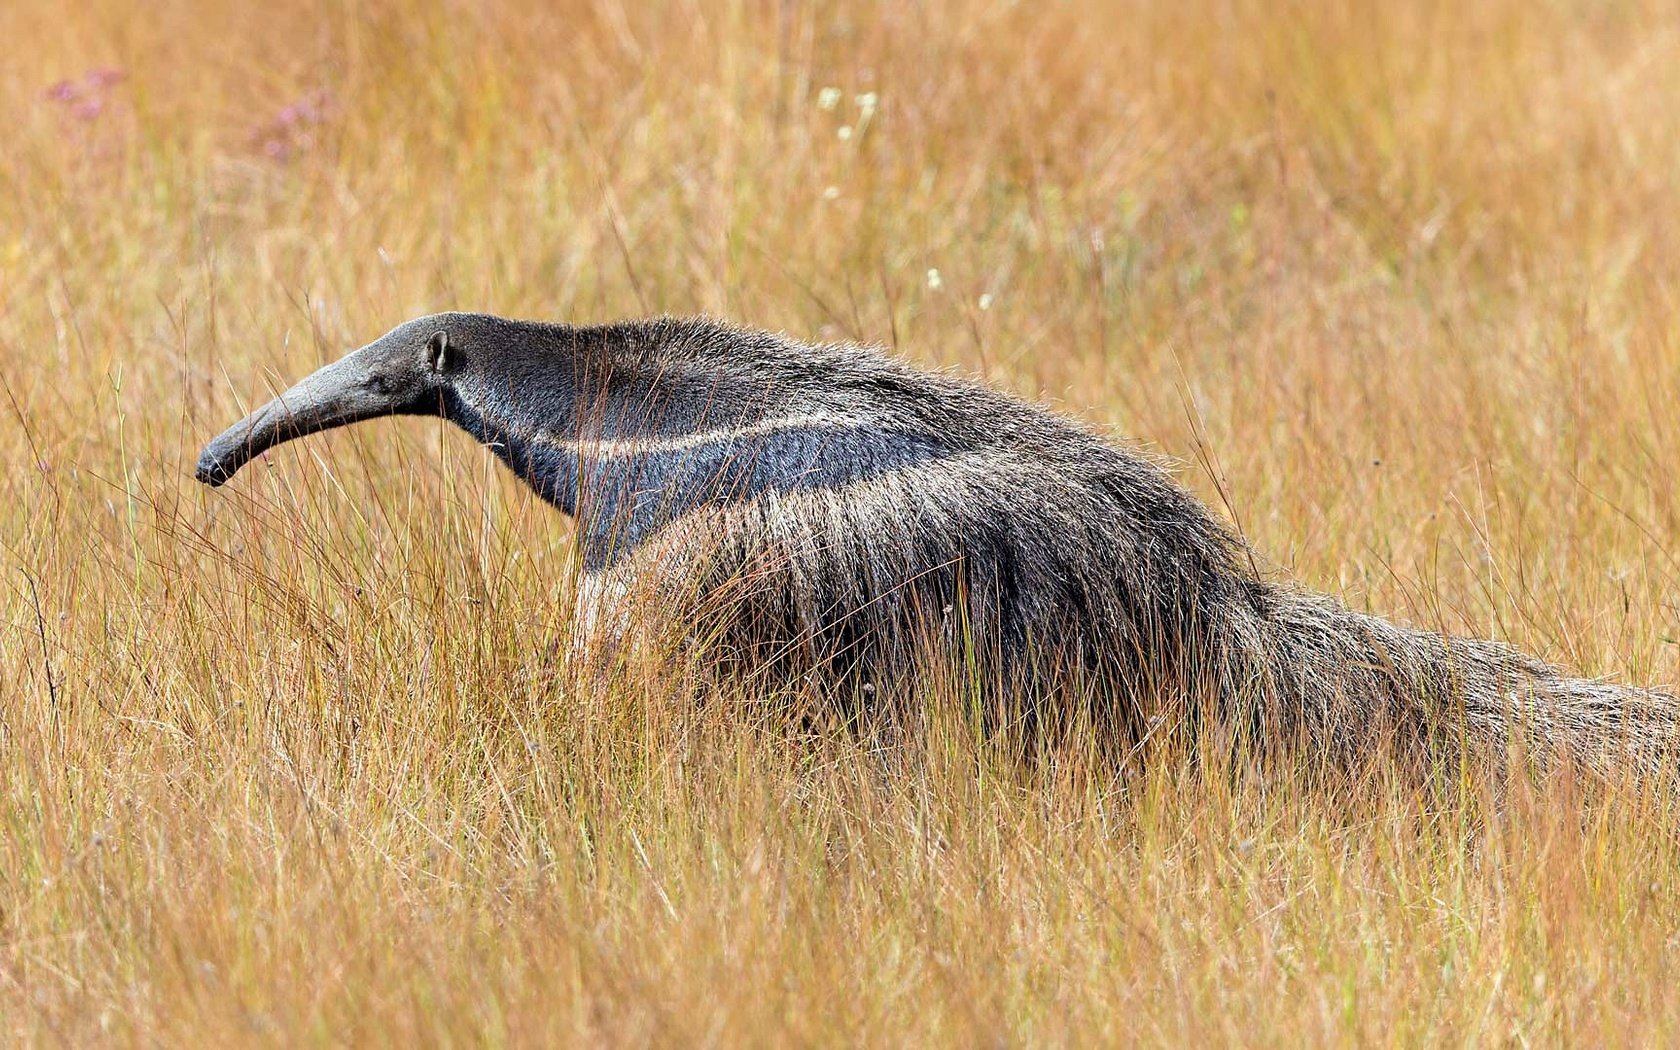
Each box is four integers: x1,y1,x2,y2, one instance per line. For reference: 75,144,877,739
195,351,397,487
196,405,274,486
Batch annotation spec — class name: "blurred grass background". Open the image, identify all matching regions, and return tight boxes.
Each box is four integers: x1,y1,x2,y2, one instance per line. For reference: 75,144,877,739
4,0,1680,1043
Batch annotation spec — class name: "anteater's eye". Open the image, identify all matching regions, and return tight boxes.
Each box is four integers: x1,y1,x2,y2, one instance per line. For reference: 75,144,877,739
367,374,395,396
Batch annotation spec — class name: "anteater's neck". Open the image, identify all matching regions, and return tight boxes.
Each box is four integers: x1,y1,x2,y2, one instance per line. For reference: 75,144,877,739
440,385,582,513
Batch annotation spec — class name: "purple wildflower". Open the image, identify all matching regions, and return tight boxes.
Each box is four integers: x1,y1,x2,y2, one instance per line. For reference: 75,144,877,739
86,68,127,89
45,80,77,103
72,99,104,121
252,87,338,162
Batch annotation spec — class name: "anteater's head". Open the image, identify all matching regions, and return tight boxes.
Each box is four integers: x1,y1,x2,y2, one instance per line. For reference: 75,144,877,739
194,312,517,487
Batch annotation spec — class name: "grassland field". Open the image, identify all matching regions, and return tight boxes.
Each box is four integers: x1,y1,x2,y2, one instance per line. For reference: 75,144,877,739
5,0,1680,1044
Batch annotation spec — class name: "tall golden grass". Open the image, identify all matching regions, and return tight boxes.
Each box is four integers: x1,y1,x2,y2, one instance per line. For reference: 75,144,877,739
5,0,1680,1042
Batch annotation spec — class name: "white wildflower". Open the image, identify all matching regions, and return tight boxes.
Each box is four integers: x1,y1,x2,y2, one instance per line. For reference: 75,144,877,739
926,268,943,290
855,91,879,111
817,87,842,111
978,293,994,310
837,125,853,141
823,185,840,200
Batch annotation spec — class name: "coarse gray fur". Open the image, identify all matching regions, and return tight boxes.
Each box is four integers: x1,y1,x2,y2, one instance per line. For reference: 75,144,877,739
196,312,1680,771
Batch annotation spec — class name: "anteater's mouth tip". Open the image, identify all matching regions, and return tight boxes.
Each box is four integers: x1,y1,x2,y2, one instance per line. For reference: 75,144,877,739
194,456,233,487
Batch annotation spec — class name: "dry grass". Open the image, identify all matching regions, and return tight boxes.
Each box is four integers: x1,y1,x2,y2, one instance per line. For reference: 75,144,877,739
5,0,1680,1043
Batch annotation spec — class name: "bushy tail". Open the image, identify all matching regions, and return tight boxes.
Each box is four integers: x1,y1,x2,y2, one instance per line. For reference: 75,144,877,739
1254,589,1680,774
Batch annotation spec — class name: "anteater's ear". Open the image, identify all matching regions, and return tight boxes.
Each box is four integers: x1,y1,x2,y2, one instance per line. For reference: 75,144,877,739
427,329,460,374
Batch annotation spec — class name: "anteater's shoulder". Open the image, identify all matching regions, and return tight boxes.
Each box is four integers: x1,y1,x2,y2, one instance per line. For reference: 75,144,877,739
595,317,1172,490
